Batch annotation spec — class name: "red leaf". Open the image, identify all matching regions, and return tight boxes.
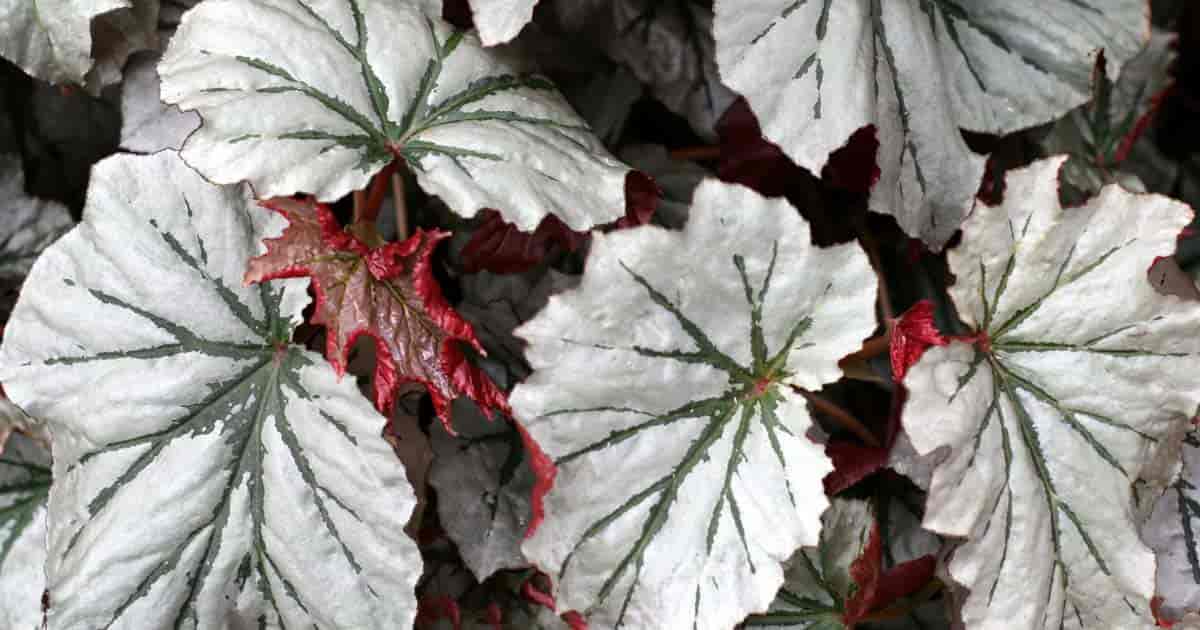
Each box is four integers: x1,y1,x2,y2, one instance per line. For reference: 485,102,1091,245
823,441,889,496
563,611,588,630
843,524,937,625
460,172,660,274
416,596,462,630
716,98,805,198
520,572,590,629
244,197,508,431
1152,596,1176,628
822,126,881,193
890,300,948,382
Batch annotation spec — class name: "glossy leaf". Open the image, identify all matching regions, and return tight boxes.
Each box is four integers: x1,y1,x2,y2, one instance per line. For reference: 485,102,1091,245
0,152,421,629
513,179,877,629
904,157,1200,629
244,196,508,427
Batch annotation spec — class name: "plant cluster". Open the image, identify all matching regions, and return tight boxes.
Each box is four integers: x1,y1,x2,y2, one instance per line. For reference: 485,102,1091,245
2,1,1200,629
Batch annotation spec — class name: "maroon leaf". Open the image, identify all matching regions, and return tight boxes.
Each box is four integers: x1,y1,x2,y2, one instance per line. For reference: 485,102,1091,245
843,524,938,626
244,197,508,430
823,441,890,496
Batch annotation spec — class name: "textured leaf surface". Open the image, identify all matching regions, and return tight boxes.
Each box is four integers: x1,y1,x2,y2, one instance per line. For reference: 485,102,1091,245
159,0,628,231
119,52,201,154
0,0,158,89
903,157,1200,629
468,0,539,45
0,156,74,279
430,399,537,580
1042,29,1179,198
0,432,50,630
714,0,1148,248
552,0,737,141
513,179,877,629
0,152,421,630
1146,429,1200,621
458,268,577,379
244,196,508,428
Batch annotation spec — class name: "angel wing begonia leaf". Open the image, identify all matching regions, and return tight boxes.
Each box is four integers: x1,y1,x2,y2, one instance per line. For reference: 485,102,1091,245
244,196,508,428
903,157,1200,629
159,0,629,232
714,0,1148,249
0,431,50,630
0,0,158,90
0,152,421,629
512,179,878,629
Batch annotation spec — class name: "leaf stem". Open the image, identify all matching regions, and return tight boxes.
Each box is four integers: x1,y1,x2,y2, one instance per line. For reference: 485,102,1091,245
392,168,408,241
352,190,368,224
792,386,881,448
841,332,891,365
669,145,721,161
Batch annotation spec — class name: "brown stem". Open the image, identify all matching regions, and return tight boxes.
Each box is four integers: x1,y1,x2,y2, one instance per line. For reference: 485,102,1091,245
669,145,722,161
792,386,881,448
840,332,891,366
857,228,895,322
352,190,368,224
392,170,408,241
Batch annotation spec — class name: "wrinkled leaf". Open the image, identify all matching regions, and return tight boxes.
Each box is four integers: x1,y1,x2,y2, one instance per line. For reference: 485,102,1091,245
458,268,577,379
244,196,508,427
0,151,421,629
0,431,50,630
0,0,158,90
430,399,537,581
513,179,878,629
160,0,629,231
904,157,1200,629
550,0,737,141
715,0,1148,248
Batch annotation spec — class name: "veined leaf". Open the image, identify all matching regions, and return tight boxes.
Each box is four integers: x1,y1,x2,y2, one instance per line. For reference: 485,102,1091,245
0,431,50,630
159,0,629,231
550,0,738,141
714,0,1148,248
1042,29,1179,200
0,0,158,90
1146,429,1200,622
467,0,539,46
513,179,878,629
0,152,421,629
904,157,1200,629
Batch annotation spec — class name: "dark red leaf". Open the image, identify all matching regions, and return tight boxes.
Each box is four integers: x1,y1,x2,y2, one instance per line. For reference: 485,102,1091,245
822,126,880,193
890,300,948,382
843,524,937,625
716,97,805,198
416,596,462,630
244,197,508,431
823,441,889,496
1152,596,1176,628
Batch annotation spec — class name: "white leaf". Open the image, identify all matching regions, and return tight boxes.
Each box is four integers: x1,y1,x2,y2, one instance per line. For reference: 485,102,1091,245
903,157,1200,630
468,0,539,46
513,179,877,629
1042,29,1179,199
551,0,737,141
159,0,629,231
715,1,1148,248
429,399,536,581
119,53,202,154
1145,429,1200,621
747,498,873,629
0,432,50,630
0,151,420,629
0,0,158,90
0,156,74,284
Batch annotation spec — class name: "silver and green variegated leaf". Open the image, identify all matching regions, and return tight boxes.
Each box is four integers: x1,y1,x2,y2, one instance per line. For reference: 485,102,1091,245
0,431,51,630
468,0,539,46
552,0,738,141
903,157,1200,630
744,499,873,629
0,0,158,91
513,179,878,629
1041,29,1179,200
159,0,629,232
429,398,537,581
1146,429,1200,622
0,151,421,629
714,0,1148,249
